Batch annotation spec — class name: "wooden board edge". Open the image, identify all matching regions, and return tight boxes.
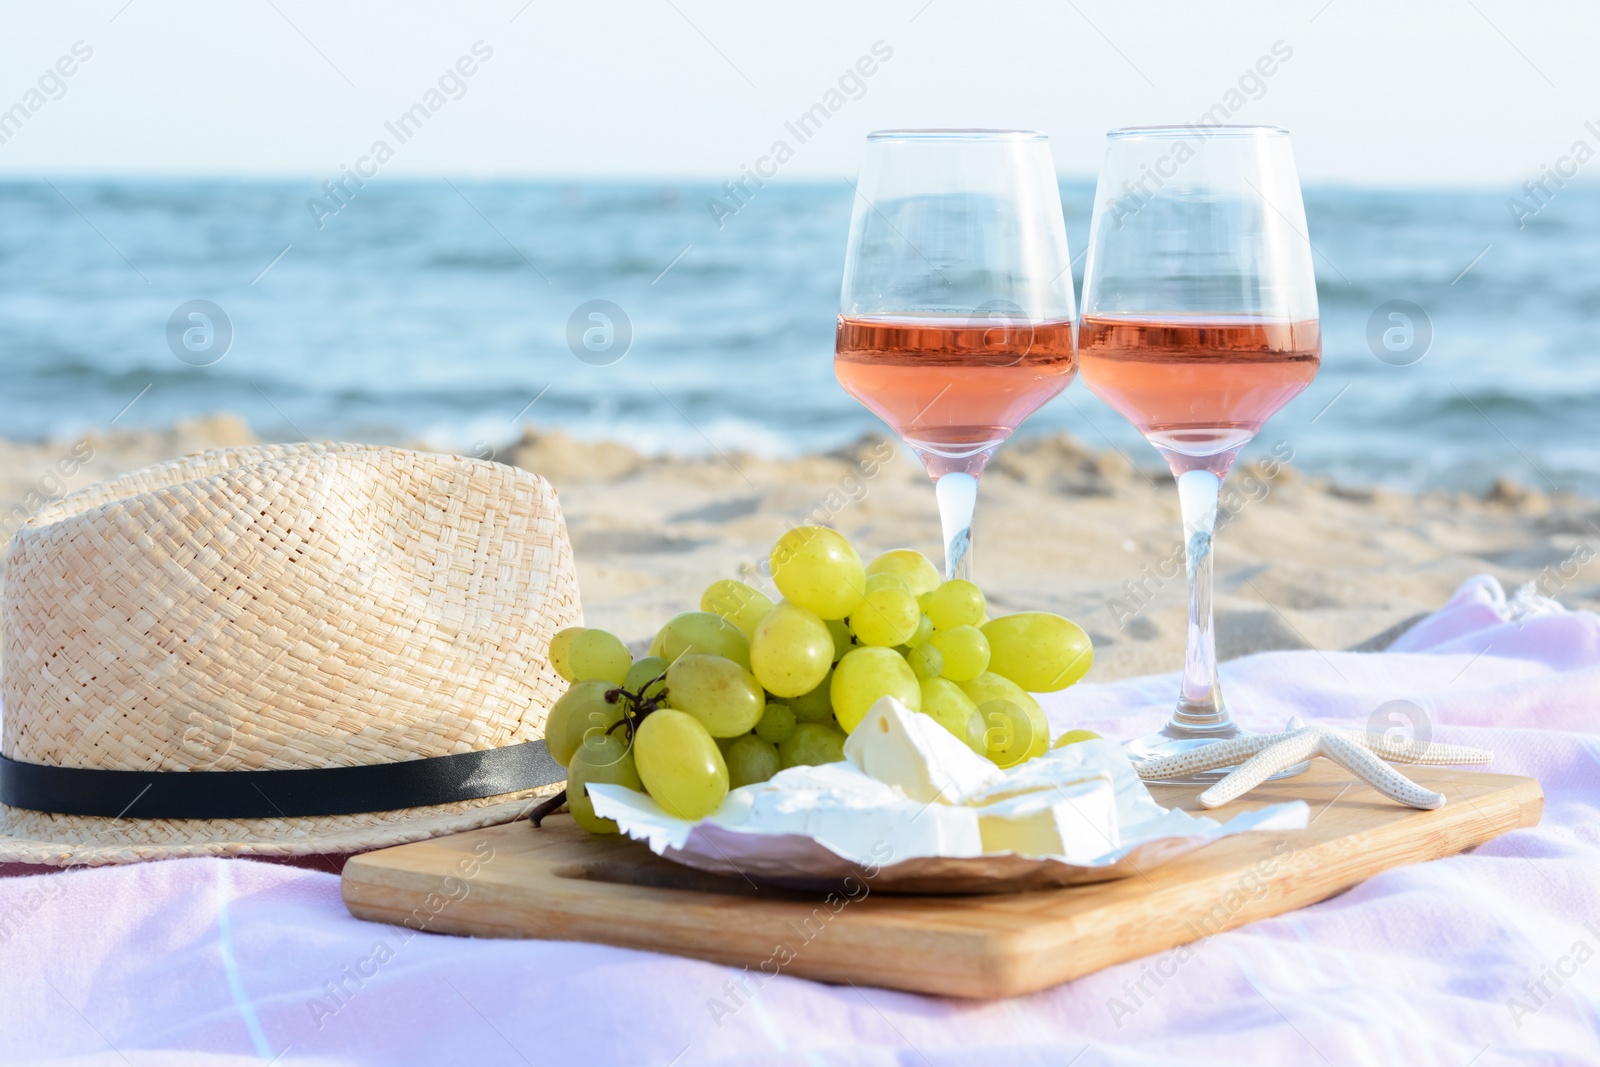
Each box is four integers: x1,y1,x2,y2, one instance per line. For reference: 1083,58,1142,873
342,845,1029,993
966,773,1548,998
338,774,1547,1000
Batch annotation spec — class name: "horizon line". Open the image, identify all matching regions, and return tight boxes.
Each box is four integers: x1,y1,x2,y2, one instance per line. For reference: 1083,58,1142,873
0,171,1587,196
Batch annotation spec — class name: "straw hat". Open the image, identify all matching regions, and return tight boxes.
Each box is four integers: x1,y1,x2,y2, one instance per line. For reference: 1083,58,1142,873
0,442,580,865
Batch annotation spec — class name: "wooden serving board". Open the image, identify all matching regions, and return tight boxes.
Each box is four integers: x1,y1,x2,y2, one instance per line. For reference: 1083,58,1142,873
341,762,1542,998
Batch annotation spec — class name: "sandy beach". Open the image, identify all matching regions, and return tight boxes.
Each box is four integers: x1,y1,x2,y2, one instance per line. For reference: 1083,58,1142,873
4,415,1592,686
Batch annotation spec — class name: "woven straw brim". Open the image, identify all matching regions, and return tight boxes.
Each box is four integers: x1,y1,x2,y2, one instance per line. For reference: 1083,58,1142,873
0,781,561,866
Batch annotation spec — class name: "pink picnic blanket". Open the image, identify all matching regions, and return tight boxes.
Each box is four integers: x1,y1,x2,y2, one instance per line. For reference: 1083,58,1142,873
3,575,1597,1065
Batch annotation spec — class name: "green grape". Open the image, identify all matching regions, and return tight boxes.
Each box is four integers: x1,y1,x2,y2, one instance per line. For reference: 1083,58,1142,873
726,734,781,787
864,572,908,594
770,526,866,620
788,670,835,723
830,646,921,733
922,580,986,630
981,613,1095,692
964,710,987,754
568,629,633,685
929,625,990,682
1052,729,1102,748
649,611,751,670
906,614,935,649
953,671,1043,723
918,679,983,750
865,549,942,598
543,684,584,767
1030,723,1052,760
634,709,729,819
545,680,622,767
748,601,833,698
778,722,847,768
701,579,775,640
623,655,669,701
664,654,765,737
567,733,643,834
906,643,943,681
549,626,585,682
754,702,797,744
847,585,920,648
958,672,1047,757
976,699,1037,768
825,618,854,660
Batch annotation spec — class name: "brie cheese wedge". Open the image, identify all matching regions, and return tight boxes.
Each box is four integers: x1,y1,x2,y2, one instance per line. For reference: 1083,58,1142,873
843,696,1001,804
972,775,1118,863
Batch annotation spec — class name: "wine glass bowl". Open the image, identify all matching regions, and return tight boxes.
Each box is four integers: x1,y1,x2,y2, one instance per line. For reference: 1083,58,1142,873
1078,125,1321,780
835,130,1077,580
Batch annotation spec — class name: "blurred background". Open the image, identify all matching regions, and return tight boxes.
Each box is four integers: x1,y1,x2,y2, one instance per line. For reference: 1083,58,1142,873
3,0,1598,492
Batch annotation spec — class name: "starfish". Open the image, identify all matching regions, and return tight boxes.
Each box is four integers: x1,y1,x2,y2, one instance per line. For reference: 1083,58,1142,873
1135,716,1494,811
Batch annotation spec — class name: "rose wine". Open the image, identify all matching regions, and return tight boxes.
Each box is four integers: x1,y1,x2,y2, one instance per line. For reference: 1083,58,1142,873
1078,315,1319,461
834,315,1076,476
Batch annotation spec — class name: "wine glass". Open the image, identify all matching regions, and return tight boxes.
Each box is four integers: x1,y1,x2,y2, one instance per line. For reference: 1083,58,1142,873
1078,125,1321,780
836,130,1077,580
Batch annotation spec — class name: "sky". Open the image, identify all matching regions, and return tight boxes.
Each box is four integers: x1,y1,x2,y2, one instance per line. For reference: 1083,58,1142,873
1,0,1597,189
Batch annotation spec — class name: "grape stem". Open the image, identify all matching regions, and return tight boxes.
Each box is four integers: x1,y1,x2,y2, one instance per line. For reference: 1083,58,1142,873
602,670,671,742
530,670,671,833
527,789,567,827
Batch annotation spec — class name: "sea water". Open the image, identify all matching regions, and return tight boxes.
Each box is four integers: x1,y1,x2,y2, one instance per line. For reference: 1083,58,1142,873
1,178,1596,494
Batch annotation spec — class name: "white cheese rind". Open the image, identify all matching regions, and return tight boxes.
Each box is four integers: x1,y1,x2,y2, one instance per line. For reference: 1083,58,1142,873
842,696,1001,804
739,773,982,860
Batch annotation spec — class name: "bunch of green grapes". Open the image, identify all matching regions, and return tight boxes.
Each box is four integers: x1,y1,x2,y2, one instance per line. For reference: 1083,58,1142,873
543,525,1097,837
762,527,1095,768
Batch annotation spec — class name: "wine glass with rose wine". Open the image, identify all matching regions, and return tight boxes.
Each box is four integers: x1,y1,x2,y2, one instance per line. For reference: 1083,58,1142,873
835,130,1077,580
1078,126,1320,780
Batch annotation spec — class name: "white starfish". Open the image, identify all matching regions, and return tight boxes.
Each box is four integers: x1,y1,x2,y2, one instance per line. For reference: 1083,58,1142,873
1135,716,1494,810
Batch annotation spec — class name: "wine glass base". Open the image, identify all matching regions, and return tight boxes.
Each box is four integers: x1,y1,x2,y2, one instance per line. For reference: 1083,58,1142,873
1123,726,1310,786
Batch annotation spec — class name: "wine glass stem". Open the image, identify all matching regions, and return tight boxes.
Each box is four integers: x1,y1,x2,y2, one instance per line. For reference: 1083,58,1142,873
1174,468,1230,730
935,471,978,581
